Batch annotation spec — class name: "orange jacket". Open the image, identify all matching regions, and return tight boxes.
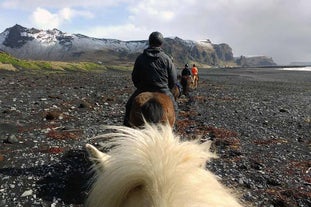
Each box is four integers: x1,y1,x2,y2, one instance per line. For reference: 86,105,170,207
191,67,198,75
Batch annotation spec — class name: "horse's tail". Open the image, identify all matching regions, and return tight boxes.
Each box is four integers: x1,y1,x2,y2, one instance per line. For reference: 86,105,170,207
141,97,163,124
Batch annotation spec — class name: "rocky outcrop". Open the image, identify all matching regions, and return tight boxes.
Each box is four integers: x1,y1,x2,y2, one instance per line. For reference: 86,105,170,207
2,25,34,48
162,38,232,66
213,43,234,62
236,56,277,67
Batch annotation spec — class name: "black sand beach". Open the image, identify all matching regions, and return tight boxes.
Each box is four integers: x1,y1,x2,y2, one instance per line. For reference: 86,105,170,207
0,67,310,206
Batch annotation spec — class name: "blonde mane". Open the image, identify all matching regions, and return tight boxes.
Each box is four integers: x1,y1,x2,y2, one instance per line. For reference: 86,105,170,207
85,123,243,207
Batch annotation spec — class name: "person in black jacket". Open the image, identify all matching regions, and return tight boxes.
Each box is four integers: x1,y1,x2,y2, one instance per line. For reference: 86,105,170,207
123,31,178,126
181,64,191,76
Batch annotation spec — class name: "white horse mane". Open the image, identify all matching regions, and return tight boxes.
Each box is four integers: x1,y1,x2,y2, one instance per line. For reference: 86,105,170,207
85,123,243,207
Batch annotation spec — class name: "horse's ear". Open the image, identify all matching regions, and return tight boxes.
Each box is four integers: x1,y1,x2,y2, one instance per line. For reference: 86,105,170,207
200,141,218,159
86,144,111,163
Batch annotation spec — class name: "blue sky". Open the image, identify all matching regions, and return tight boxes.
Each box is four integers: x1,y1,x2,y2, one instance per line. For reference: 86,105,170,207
0,0,311,65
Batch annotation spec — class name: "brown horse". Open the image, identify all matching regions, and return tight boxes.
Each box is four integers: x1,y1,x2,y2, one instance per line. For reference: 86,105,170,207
129,92,175,127
180,75,193,96
192,74,199,89
171,83,182,100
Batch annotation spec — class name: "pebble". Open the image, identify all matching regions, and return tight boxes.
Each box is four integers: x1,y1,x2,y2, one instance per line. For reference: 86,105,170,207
21,189,33,197
5,134,18,144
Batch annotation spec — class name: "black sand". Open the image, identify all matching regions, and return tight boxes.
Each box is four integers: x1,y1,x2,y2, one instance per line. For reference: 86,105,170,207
0,67,310,206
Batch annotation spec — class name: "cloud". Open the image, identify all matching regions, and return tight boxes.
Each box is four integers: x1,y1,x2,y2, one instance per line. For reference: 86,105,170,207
129,0,176,22
31,8,60,29
0,1,18,9
87,24,149,40
31,7,94,30
1,0,129,10
59,8,74,21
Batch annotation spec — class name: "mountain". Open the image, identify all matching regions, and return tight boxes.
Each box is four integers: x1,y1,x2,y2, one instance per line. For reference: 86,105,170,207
0,24,146,65
0,24,276,67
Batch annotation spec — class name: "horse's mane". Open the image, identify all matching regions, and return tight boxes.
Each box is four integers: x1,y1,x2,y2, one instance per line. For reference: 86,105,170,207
141,98,164,123
86,123,242,207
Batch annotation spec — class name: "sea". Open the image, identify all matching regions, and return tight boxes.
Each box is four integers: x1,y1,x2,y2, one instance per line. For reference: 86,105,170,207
278,66,311,71
199,66,311,83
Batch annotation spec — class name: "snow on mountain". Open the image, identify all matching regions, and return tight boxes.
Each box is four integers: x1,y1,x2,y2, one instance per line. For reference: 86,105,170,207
0,24,149,60
1,24,218,56
0,30,8,44
4,24,273,67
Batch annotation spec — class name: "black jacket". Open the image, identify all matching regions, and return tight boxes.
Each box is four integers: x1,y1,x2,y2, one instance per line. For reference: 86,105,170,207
181,67,191,76
132,47,177,93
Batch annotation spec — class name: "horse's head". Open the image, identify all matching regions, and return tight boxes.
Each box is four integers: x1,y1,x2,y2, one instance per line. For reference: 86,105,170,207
85,124,242,207
129,92,175,128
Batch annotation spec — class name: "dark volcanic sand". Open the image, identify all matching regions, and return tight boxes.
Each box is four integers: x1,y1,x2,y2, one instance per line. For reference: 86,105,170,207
0,68,310,207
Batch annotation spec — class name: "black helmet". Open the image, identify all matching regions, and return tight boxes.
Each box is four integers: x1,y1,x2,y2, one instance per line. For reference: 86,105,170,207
185,64,189,68
149,31,164,47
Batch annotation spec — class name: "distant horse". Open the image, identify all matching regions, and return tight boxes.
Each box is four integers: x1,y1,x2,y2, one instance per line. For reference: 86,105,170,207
85,123,243,207
171,83,182,100
192,74,199,89
180,75,193,96
129,92,175,127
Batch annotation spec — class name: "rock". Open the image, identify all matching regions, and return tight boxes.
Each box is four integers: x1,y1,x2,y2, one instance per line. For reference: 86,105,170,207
4,134,18,144
21,189,33,197
279,108,288,113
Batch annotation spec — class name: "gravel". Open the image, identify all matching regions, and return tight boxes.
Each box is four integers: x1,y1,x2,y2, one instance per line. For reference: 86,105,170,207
0,68,310,207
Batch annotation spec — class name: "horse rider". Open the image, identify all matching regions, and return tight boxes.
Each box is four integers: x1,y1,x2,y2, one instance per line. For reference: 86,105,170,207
191,64,199,88
180,64,191,96
191,64,198,77
123,31,178,127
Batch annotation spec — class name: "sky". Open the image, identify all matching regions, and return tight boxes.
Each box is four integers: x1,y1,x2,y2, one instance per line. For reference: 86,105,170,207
0,0,310,65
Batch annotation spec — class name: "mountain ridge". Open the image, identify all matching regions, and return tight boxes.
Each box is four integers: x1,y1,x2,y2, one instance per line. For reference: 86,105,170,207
0,24,277,67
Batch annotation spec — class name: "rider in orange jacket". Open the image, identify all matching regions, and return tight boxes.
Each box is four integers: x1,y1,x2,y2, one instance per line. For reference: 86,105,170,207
191,64,198,76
